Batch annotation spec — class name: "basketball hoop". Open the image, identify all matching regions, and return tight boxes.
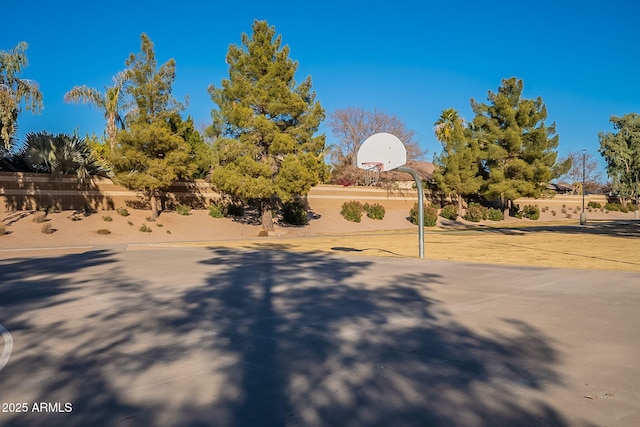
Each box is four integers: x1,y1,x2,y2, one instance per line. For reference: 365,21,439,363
361,162,383,186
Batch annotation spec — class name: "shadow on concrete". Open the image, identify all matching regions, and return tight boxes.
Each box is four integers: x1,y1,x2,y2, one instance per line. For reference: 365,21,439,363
0,247,592,426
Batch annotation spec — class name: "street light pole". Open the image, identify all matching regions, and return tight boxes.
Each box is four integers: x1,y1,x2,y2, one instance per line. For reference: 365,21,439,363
580,149,587,225
635,172,639,220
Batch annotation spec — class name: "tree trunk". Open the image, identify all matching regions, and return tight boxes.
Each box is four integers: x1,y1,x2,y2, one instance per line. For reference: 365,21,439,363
262,205,275,232
150,191,159,219
457,194,463,217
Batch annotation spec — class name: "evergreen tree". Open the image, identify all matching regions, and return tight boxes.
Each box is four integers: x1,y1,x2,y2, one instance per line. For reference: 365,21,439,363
208,20,326,230
470,77,566,212
169,115,212,179
110,33,195,218
598,113,640,207
432,108,482,213
0,42,43,149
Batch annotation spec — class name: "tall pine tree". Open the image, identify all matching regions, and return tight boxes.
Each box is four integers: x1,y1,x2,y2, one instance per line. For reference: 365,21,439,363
208,20,326,230
110,33,195,218
432,108,482,213
471,77,566,213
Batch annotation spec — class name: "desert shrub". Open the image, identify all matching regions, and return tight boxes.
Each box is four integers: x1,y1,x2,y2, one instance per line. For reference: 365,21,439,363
176,204,191,216
566,213,572,218
146,216,156,222
341,201,364,223
166,230,171,234
364,203,386,220
102,215,113,222
551,210,557,216
282,200,309,225
226,203,244,217
587,201,601,209
463,203,487,222
440,204,458,220
96,228,111,235
156,223,163,227
139,224,152,233
561,207,567,214
604,202,621,211
620,205,629,213
258,230,269,237
409,203,438,227
127,220,134,226
208,203,224,218
487,208,504,221
41,223,54,234
522,205,540,220
0,224,7,235
116,208,130,217
33,211,47,223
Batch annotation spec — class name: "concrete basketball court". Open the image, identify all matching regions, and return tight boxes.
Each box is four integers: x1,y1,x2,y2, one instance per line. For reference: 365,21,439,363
0,244,639,426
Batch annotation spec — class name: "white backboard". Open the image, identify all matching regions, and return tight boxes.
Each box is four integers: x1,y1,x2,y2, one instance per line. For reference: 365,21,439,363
356,133,407,172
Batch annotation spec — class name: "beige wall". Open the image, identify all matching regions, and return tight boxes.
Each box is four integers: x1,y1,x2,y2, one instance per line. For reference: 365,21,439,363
0,172,221,211
0,172,610,213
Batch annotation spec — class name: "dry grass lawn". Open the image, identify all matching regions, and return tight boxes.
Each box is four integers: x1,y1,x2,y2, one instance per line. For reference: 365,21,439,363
154,221,640,272
2,206,639,271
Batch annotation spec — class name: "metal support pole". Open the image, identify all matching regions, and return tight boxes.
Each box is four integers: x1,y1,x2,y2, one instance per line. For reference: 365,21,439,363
397,166,424,258
580,149,587,225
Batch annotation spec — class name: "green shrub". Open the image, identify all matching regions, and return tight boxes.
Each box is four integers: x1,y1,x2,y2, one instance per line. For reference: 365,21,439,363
282,200,309,225
102,215,113,222
463,203,487,222
116,208,130,217
33,211,47,223
341,200,364,223
139,224,152,233
409,203,438,227
440,204,458,220
522,204,540,220
620,205,629,213
41,223,54,234
604,202,621,211
226,203,244,217
487,208,504,221
176,204,191,215
96,228,111,235
587,201,601,209
208,203,224,218
364,203,386,220
156,223,164,227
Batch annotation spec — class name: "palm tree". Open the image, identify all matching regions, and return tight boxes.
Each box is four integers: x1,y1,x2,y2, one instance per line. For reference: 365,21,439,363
0,42,44,149
22,131,108,182
434,108,465,144
64,70,129,150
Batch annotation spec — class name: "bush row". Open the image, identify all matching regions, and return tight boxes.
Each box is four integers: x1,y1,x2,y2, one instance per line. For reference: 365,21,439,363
340,201,386,223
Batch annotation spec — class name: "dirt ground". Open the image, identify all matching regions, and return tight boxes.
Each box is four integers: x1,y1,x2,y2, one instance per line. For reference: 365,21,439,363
1,205,639,271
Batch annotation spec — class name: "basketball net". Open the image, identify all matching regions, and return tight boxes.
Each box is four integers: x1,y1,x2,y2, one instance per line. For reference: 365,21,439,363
361,162,383,186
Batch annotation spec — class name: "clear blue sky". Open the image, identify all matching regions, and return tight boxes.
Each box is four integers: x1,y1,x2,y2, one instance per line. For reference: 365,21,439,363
4,1,639,175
